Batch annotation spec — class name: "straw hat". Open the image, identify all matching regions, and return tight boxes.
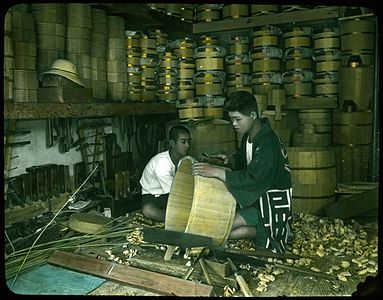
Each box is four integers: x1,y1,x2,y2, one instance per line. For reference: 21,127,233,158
40,59,85,87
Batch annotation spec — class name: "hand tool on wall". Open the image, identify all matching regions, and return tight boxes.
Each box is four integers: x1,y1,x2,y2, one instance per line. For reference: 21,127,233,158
227,257,254,297
4,141,31,147
21,173,33,205
76,142,104,152
4,130,31,136
4,119,16,184
46,118,55,148
72,132,105,148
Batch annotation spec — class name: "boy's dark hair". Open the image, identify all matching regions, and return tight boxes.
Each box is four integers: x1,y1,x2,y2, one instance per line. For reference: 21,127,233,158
224,90,259,118
169,125,190,142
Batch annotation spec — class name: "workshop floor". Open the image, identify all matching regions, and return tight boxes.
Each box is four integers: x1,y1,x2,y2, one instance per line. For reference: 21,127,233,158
5,210,379,297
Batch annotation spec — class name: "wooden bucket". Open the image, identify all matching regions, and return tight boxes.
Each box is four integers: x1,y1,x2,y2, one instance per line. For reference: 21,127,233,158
165,156,236,246
287,147,336,214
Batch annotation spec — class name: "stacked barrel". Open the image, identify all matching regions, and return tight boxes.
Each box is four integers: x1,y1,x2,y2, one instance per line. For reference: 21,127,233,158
251,26,290,146
282,26,314,99
170,37,199,120
90,8,108,100
4,9,14,101
173,37,195,102
157,52,178,102
195,4,221,22
222,4,249,19
251,25,283,96
139,34,157,101
151,29,173,102
30,3,66,75
311,26,339,167
180,4,195,23
313,27,340,98
225,36,252,96
65,4,92,88
334,17,376,182
11,6,39,102
149,29,168,54
126,31,142,101
106,15,127,101
195,35,226,119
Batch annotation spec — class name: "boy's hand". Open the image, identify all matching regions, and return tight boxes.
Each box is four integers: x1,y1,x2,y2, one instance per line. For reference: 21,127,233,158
200,153,230,166
192,162,217,178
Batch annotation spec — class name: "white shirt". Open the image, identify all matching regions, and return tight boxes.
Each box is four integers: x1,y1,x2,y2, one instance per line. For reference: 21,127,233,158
246,136,253,165
140,150,175,196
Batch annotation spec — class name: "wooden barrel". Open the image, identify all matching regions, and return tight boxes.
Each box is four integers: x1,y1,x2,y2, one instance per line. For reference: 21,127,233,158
168,118,237,158
287,147,336,214
340,18,375,65
333,110,372,182
333,110,372,145
338,65,374,111
334,144,370,182
165,156,236,246
191,119,236,157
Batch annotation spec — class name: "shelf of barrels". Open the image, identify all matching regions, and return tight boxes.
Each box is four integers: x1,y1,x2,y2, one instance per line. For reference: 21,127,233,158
3,3,378,219
185,4,378,220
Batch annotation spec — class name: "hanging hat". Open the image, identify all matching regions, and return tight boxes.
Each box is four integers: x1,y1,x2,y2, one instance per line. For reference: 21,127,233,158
40,59,85,87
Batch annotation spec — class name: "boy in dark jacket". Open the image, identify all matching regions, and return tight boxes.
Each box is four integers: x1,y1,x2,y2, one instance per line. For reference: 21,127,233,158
192,90,292,253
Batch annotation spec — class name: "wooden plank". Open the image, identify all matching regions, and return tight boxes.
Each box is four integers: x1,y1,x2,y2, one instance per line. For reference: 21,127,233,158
284,97,338,109
325,183,378,219
4,102,176,119
48,250,214,296
193,7,339,34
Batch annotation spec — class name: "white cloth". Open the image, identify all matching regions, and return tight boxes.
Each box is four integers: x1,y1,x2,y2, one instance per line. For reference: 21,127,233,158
140,150,175,197
246,136,253,165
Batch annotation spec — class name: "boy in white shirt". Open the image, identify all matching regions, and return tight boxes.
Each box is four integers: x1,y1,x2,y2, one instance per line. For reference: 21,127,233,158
140,125,191,221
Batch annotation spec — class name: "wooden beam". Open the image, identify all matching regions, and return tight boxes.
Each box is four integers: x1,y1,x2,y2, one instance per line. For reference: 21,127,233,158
4,102,176,119
193,6,339,34
48,250,214,296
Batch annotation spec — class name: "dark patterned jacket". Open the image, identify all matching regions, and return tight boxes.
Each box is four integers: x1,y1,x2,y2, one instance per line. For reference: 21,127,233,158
225,117,292,253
